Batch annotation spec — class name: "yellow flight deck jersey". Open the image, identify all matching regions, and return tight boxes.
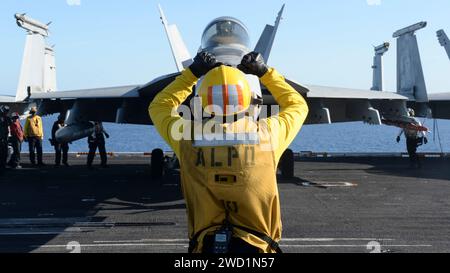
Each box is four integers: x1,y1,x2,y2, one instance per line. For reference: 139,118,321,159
24,115,44,139
149,68,308,253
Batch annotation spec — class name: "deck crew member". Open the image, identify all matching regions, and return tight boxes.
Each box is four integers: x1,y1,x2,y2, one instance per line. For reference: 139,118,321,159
149,51,309,253
397,108,428,168
24,107,45,166
87,122,109,168
0,105,11,170
51,114,70,167
8,112,24,169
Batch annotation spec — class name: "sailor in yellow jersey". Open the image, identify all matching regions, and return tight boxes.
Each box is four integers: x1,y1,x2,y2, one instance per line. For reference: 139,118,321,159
24,106,45,166
149,51,309,253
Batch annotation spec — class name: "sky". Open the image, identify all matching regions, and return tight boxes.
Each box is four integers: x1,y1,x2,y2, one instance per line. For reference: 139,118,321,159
1,0,450,95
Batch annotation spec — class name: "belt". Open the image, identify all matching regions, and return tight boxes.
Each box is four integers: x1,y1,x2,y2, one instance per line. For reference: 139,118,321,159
189,224,282,254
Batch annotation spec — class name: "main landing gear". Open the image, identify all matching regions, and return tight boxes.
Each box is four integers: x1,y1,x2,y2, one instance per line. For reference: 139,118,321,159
278,149,295,179
150,149,180,179
150,149,165,179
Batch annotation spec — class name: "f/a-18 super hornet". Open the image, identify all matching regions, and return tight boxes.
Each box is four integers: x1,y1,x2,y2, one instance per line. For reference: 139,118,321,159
1,6,424,175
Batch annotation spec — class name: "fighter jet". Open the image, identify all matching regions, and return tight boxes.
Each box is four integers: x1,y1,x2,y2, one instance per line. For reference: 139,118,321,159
2,5,422,175
3,6,410,135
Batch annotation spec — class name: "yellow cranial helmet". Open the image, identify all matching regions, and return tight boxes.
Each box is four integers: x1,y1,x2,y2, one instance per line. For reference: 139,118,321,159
197,65,252,116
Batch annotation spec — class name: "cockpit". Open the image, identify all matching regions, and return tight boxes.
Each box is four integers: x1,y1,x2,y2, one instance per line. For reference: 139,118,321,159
201,17,250,51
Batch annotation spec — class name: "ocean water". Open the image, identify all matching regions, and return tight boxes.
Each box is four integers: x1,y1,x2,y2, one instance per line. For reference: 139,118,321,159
32,115,450,153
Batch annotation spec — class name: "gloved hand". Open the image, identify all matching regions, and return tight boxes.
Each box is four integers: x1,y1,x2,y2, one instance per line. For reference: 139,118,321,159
237,52,269,78
189,51,221,78
105,133,110,139
396,136,401,143
424,137,428,144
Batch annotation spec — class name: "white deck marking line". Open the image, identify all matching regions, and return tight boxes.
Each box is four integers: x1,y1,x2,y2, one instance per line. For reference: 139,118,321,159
0,232,61,236
34,243,431,249
282,238,395,242
281,244,432,248
36,243,188,248
93,238,394,243
0,228,82,236
0,217,88,223
94,239,189,243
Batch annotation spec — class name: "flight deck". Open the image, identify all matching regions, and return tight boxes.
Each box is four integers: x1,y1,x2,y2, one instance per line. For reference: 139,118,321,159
0,153,449,253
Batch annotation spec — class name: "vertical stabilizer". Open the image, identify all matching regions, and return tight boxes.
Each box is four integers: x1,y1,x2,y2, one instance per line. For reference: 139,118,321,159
158,5,193,72
14,13,55,102
254,4,285,64
393,22,428,103
44,46,57,92
371,42,390,91
16,34,46,101
437,29,450,60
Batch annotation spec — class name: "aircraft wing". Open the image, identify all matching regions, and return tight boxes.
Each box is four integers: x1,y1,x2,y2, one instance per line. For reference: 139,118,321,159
33,73,180,125
296,84,407,125
0,95,29,114
261,79,408,125
0,95,16,103
428,92,450,119
34,71,409,127
429,92,450,101
31,85,141,100
306,85,405,100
